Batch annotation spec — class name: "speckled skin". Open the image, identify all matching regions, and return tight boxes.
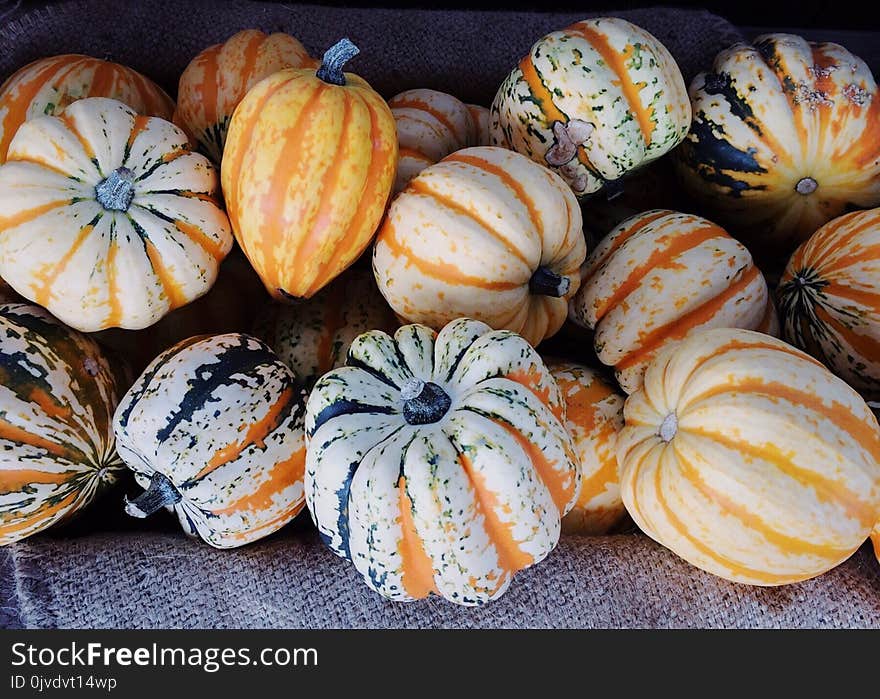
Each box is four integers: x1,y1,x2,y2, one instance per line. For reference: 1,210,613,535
777,208,880,402
676,34,880,259
569,209,777,393
0,97,233,332
490,17,690,197
0,303,123,545
305,318,580,605
113,333,307,549
619,327,880,585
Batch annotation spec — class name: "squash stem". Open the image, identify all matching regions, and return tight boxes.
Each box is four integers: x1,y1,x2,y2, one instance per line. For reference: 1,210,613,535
316,38,359,86
529,266,570,297
95,167,135,212
401,378,451,425
124,472,182,518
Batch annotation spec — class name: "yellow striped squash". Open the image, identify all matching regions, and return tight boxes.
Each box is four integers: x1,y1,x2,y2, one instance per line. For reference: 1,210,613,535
0,53,174,164
305,318,580,605
0,303,124,546
490,17,690,197
619,327,880,585
569,210,778,393
548,360,627,535
174,29,316,165
221,39,397,301
0,97,233,332
389,88,475,193
254,266,397,391
113,333,307,549
373,146,586,346
675,34,880,261
777,208,880,401
466,104,491,146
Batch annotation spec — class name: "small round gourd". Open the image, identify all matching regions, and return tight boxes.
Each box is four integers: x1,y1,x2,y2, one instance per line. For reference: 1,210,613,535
305,318,580,605
0,303,124,545
491,17,690,197
777,208,880,401
113,333,307,549
548,360,627,535
466,104,491,146
619,327,880,585
569,209,777,393
254,267,397,390
174,29,316,164
0,97,233,332
221,38,397,301
389,88,475,192
373,146,586,346
675,34,880,260
0,53,174,163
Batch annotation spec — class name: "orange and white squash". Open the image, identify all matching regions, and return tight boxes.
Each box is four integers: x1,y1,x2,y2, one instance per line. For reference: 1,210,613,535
490,17,690,197
467,104,491,146
373,146,586,346
0,53,174,163
0,303,124,545
675,34,880,259
113,333,306,549
221,39,397,301
569,209,778,393
174,29,316,164
619,327,880,585
389,88,475,192
0,97,233,332
777,208,880,401
254,266,397,390
548,360,627,535
305,318,580,605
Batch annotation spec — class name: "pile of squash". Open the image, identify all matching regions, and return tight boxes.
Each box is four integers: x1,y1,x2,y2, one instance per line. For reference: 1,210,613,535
1,18,879,607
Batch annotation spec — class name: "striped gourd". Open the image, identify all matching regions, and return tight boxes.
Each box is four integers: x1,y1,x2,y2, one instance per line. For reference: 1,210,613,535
0,97,233,332
254,267,397,391
675,34,880,260
548,360,627,535
490,17,690,197
467,104,491,146
174,29,316,164
373,146,586,346
569,210,778,393
113,333,307,549
619,327,880,585
0,303,124,546
305,318,580,605
0,53,174,164
389,88,475,192
221,39,397,301
777,208,880,401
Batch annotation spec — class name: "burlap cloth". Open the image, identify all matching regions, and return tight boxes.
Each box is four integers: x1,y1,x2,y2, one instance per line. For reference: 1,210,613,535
1,1,878,629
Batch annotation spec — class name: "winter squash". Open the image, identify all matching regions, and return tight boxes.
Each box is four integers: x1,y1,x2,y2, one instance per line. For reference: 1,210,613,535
619,327,880,585
95,249,267,376
777,208,880,401
390,89,474,192
373,146,586,346
174,29,316,164
254,267,397,390
0,53,174,164
113,333,307,549
548,360,627,535
569,209,778,393
221,39,397,301
305,317,580,605
675,34,880,261
467,104,491,146
490,17,691,197
0,97,233,332
0,303,124,546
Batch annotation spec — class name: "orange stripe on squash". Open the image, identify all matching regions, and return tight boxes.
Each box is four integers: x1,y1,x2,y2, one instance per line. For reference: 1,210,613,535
396,475,437,598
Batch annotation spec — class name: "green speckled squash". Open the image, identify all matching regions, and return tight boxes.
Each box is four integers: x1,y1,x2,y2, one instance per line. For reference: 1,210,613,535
490,17,691,197
0,303,124,545
305,318,580,605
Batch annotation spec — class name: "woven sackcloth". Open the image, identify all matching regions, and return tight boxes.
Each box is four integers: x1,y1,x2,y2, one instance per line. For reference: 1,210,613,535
2,1,878,629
